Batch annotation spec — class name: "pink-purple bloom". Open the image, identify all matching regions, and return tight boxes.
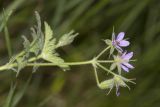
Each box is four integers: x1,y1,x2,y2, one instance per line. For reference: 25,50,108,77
120,51,134,72
111,51,134,74
100,30,136,96
112,32,130,52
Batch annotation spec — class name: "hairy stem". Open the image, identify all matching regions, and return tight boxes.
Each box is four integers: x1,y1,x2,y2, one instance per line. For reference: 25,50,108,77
93,66,100,85
96,46,110,59
96,63,116,76
27,60,93,66
0,58,114,71
4,26,12,58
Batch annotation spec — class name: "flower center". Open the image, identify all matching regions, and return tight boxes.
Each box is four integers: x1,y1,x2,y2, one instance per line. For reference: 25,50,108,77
112,40,120,46
115,56,122,63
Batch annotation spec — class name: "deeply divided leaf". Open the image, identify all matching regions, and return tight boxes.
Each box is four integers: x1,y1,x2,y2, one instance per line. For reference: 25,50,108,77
56,30,78,48
41,22,69,70
30,12,44,55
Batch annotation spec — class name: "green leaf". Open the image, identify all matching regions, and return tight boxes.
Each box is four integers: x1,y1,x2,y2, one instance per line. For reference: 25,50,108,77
0,10,13,32
42,22,56,54
30,12,44,56
3,9,12,57
11,75,32,107
22,36,30,57
56,30,78,48
43,53,69,70
3,83,16,107
29,28,40,55
41,22,69,69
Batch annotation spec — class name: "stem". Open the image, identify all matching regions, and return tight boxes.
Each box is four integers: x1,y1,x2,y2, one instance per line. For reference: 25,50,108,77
96,46,110,59
28,55,41,62
4,26,12,58
93,66,100,85
97,60,114,63
0,56,116,72
27,60,92,66
0,60,93,71
3,10,12,58
130,59,137,62
96,63,116,76
0,55,41,71
27,59,114,67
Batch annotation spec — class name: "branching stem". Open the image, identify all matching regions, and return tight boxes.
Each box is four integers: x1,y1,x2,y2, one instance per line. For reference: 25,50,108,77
96,46,110,59
0,58,114,71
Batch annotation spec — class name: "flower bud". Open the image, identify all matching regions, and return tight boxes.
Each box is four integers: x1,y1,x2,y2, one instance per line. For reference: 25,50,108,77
98,79,114,90
98,75,135,95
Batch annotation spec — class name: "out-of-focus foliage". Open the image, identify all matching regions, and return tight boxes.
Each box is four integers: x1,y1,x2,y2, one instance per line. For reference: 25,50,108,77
0,0,160,107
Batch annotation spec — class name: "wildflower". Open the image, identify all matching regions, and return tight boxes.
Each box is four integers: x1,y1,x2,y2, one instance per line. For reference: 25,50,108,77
110,51,134,74
104,32,130,55
98,75,135,96
112,32,130,52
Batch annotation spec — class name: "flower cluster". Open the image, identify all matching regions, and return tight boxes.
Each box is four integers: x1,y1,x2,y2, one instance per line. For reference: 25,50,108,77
95,31,135,96
105,32,134,74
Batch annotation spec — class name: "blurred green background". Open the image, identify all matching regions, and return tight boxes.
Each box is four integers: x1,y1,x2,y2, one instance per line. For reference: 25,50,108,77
0,0,160,107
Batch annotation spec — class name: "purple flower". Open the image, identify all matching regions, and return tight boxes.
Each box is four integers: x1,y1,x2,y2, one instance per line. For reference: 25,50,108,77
112,32,130,52
120,51,134,72
110,51,134,74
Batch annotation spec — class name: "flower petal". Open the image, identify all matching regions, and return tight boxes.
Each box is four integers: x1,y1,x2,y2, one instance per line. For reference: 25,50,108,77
123,62,134,69
115,45,123,52
116,32,125,41
121,51,127,58
121,64,129,72
123,52,133,60
119,40,130,47
116,85,120,96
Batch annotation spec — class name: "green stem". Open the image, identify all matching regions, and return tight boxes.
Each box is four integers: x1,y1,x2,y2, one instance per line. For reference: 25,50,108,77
28,55,41,62
4,26,12,58
130,59,137,62
3,10,12,58
93,66,100,85
96,46,110,59
0,57,115,71
23,59,115,67
27,60,93,66
96,63,116,76
97,60,114,63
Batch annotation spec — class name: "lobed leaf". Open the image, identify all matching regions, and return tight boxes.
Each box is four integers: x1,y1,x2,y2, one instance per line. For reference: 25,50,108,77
56,30,78,48
41,22,69,70
30,12,44,55
22,36,30,58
